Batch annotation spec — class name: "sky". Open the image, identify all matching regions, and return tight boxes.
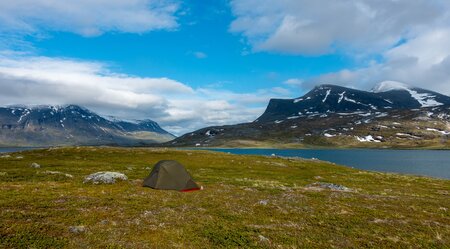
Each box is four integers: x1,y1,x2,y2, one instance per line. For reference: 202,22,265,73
1,0,450,135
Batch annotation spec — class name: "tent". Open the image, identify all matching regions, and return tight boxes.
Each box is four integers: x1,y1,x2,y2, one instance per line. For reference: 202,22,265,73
143,160,201,192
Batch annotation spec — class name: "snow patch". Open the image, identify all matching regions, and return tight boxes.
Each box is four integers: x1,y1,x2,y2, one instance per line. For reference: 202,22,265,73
407,90,443,107
322,89,331,103
338,91,345,103
17,109,30,123
373,81,442,107
375,113,388,118
426,128,450,135
356,135,381,143
396,133,421,139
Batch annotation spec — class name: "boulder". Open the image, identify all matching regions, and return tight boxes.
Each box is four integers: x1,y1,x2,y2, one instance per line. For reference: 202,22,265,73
30,162,41,168
83,172,128,184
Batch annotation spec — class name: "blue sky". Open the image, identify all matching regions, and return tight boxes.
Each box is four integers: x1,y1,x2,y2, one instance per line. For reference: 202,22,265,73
1,0,450,134
24,0,352,93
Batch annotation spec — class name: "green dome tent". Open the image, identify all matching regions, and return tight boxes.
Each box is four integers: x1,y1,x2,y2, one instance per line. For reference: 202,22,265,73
143,160,201,192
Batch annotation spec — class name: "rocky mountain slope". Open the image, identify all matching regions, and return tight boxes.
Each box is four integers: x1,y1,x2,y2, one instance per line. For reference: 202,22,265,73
169,82,450,148
0,105,175,147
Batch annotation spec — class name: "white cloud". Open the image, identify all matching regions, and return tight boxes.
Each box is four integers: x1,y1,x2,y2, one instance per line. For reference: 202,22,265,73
0,53,289,135
283,78,303,87
303,28,450,95
229,0,450,95
230,0,447,55
0,0,179,36
193,51,207,59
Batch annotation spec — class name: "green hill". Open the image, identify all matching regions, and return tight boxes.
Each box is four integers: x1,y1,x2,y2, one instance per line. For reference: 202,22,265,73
1,147,449,248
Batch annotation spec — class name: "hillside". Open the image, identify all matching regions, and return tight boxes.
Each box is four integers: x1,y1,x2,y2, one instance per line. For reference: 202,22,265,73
0,147,448,248
169,82,450,149
0,105,175,147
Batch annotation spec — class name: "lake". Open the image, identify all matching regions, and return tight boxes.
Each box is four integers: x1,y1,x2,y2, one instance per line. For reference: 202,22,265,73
0,147,41,154
207,148,450,179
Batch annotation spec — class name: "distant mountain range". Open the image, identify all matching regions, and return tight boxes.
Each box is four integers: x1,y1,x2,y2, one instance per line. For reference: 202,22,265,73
170,81,450,149
0,105,175,147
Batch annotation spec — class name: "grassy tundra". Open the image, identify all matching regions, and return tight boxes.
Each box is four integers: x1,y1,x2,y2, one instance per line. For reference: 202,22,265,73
0,147,449,248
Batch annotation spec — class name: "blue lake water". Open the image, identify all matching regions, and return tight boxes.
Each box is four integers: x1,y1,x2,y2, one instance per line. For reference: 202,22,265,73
0,147,39,154
207,148,450,179
2,147,449,179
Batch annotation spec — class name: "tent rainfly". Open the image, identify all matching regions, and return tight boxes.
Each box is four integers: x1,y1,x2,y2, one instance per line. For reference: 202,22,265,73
143,160,201,192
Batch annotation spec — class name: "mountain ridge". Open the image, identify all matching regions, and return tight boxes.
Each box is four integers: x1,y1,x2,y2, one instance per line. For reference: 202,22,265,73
256,83,450,123
0,104,175,147
168,82,450,149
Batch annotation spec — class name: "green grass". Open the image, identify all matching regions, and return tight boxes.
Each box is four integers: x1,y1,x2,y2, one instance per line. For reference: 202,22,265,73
0,147,449,248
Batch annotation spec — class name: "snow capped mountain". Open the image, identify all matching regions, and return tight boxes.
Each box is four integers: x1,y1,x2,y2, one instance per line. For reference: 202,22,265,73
167,83,450,149
373,81,445,108
372,81,410,93
0,105,174,146
256,83,450,122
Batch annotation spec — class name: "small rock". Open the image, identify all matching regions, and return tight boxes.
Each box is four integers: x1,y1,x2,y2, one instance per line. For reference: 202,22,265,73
100,220,109,225
30,162,41,168
43,170,73,178
306,182,352,191
258,200,269,206
15,156,24,159
0,154,11,158
69,226,86,234
83,172,128,184
258,235,270,243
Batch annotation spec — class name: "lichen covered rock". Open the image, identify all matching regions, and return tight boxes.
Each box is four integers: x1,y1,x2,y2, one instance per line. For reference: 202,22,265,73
30,162,41,168
306,182,352,191
83,172,128,184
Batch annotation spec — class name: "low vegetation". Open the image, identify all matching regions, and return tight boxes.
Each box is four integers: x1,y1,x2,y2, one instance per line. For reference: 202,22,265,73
1,147,449,248
170,108,450,149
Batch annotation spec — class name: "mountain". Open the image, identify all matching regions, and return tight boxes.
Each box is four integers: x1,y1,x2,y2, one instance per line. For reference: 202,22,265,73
168,82,450,149
0,105,175,147
257,82,450,122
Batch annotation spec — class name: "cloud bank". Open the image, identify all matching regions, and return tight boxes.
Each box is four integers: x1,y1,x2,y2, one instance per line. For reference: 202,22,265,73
0,54,288,135
0,0,179,36
230,0,450,94
303,28,450,94
230,0,446,55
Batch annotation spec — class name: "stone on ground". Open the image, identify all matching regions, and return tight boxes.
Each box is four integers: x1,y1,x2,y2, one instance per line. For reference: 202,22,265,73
307,182,352,191
83,172,128,184
30,162,41,168
69,226,86,234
